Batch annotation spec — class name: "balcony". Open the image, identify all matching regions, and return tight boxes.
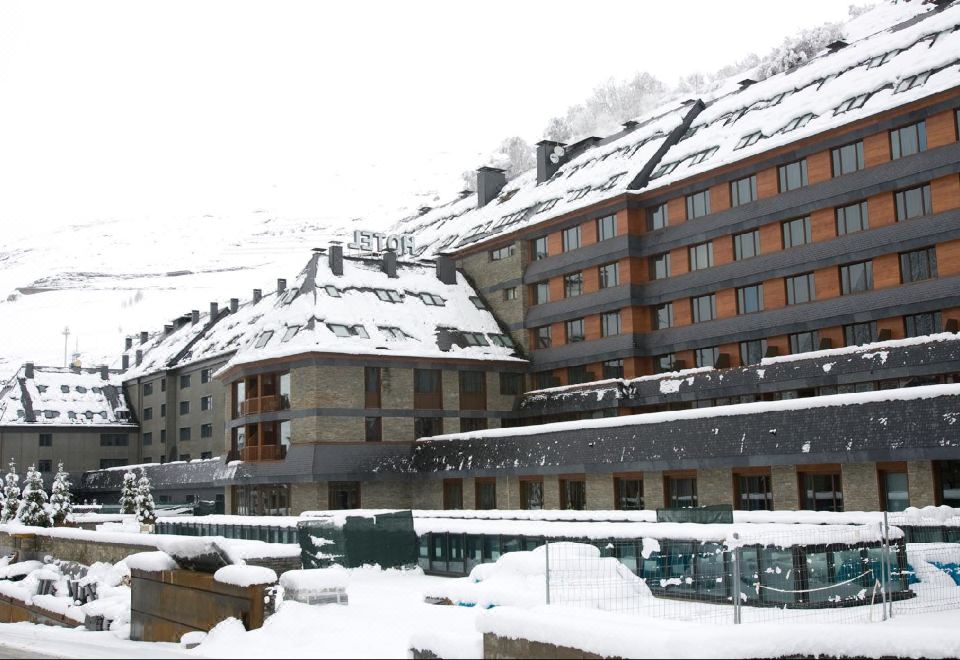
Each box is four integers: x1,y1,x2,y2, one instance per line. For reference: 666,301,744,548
239,395,283,416
238,444,287,462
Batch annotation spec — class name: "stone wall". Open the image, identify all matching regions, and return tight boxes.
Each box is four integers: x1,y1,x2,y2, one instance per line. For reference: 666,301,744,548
842,463,881,512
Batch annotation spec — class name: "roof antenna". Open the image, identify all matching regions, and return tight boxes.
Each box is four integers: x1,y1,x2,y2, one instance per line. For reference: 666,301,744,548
62,326,70,368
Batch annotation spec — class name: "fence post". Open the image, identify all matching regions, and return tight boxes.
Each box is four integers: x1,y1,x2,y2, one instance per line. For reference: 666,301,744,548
544,539,551,605
731,533,741,625
883,512,894,620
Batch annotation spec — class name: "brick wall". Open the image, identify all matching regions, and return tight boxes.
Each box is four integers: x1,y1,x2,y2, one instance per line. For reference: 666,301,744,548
841,463,881,511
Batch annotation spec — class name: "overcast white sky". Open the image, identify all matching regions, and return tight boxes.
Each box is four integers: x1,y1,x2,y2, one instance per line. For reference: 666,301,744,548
0,0,854,230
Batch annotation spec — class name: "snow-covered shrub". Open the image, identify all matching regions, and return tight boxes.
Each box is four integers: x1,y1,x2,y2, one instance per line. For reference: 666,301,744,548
16,466,51,527
50,462,73,526
118,470,137,515
135,470,156,525
1,459,20,523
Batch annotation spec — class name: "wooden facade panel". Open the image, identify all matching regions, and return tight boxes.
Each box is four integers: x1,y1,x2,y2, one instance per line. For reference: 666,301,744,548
931,173,960,214
863,132,890,167
810,208,836,243
936,240,960,277
758,222,782,254
670,246,689,276
819,326,844,350
873,253,902,289
762,277,786,310
709,181,730,213
814,266,840,300
667,197,687,225
716,289,737,319
877,316,905,341
756,167,779,199
926,109,958,148
807,150,833,185
713,235,734,266
867,192,896,228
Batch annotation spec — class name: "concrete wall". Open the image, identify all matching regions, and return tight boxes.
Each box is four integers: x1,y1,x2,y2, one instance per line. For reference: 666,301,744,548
0,427,136,478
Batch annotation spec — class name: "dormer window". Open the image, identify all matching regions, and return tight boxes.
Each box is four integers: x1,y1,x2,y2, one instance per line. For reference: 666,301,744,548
421,293,445,306
60,385,69,393
469,296,488,310
44,410,59,419
76,386,87,394
374,289,402,303
325,285,341,298
254,331,274,348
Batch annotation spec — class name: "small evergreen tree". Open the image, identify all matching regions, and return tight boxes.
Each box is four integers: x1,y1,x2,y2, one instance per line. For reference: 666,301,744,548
135,469,156,526
119,469,137,514
16,466,51,527
50,463,73,526
1,460,20,523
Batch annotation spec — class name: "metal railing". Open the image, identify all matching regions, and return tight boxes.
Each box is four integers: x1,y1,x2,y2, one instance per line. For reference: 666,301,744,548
154,519,299,544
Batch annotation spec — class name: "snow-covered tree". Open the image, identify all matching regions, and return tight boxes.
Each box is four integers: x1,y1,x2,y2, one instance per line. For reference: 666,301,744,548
50,463,73,526
16,466,51,527
119,469,137,514
1,460,20,523
135,470,156,526
543,116,573,143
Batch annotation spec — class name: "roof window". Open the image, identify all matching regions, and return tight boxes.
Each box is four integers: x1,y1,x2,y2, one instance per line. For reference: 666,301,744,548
254,330,274,348
60,385,69,393
734,132,763,150
651,160,681,179
834,93,871,115
866,50,898,69
895,71,930,94
469,296,488,310
379,326,409,340
325,285,341,298
489,334,516,348
374,289,402,303
282,326,300,342
420,293,445,306
781,113,815,134
688,147,718,166
461,332,490,347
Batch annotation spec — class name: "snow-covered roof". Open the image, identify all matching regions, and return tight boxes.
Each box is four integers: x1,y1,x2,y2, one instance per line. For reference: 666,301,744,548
395,1,960,256
122,250,524,380
0,365,133,427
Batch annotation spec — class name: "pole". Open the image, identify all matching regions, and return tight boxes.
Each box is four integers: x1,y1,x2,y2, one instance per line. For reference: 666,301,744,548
544,539,551,605
879,521,888,621
884,512,894,620
731,533,741,625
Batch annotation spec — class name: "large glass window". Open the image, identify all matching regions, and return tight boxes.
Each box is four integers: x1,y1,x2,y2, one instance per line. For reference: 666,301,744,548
560,478,586,510
939,461,960,507
649,203,669,230
232,484,291,516
836,201,869,235
562,226,581,252
800,472,843,511
905,311,941,337
602,359,624,379
730,175,757,207
896,184,933,221
601,311,621,337
414,417,443,439
443,479,464,510
686,190,711,219
691,294,716,323
499,372,522,396
900,247,938,283
844,321,877,346
840,260,873,294
520,479,544,510
567,365,590,385
364,366,381,408
533,281,550,305
688,242,714,271
565,318,585,343
890,120,927,159
532,236,549,260
782,216,812,248
614,476,643,510
535,326,552,349
564,272,583,297
740,339,767,365
414,369,441,394
653,303,673,330
599,262,620,289
364,416,382,442
475,479,497,510
665,476,698,508
651,253,671,280
736,474,773,511
736,284,764,314
880,470,909,512
778,159,808,192
789,331,819,354
597,215,617,241
694,346,719,368
328,481,361,510
655,354,675,373
785,273,815,305
831,141,864,176
734,230,760,260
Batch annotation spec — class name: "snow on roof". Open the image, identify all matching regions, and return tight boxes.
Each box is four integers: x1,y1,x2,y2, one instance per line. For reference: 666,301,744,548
392,103,696,255
0,365,132,427
638,1,960,192
123,250,524,380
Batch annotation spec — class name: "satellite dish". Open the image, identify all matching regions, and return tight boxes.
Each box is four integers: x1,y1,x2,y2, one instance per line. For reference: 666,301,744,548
553,145,565,157
549,153,560,164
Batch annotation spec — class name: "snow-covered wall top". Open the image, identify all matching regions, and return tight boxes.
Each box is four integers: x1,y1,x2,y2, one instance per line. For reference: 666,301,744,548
0,365,133,427
122,250,524,381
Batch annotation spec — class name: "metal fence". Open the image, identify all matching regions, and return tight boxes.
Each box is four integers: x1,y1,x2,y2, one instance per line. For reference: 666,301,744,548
154,519,299,544
544,518,960,625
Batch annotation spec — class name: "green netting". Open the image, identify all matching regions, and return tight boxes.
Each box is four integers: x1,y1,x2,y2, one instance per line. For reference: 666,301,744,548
656,504,734,524
298,510,418,569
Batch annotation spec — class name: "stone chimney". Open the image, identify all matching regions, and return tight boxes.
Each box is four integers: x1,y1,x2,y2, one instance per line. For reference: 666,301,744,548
100,365,109,380
24,362,34,379
536,140,566,184
122,354,130,370
253,289,262,304
124,337,133,350
329,244,344,276
135,350,143,366
277,278,287,294
209,302,219,319
230,298,239,313
382,250,398,278
476,166,506,207
164,324,173,336
436,256,457,285
191,310,200,324
139,331,148,344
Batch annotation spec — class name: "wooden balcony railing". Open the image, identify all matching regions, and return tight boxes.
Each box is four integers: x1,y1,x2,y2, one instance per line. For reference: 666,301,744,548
239,395,283,416
238,444,286,462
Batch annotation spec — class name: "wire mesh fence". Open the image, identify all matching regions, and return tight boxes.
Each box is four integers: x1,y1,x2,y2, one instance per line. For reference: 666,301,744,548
543,518,960,626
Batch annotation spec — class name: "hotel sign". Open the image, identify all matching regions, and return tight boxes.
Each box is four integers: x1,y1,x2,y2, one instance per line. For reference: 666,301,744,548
348,230,416,256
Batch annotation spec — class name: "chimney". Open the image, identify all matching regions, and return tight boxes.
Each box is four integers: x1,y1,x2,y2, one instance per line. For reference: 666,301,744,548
826,40,848,53
139,331,148,345
24,362,34,379
436,256,457,285
277,278,287,294
191,310,200,324
737,78,756,90
621,120,639,131
230,298,239,313
418,206,432,216
124,337,133,350
476,166,506,207
382,250,398,278
135,350,143,366
164,324,173,336
536,140,566,184
436,328,453,352
100,365,109,381
209,302,219,319
329,244,344,276
253,288,262,304
122,354,130,370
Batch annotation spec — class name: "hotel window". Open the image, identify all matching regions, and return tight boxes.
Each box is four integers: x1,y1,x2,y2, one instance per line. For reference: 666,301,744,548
655,354,676,373
653,303,673,330
567,365,590,385
564,272,583,298
601,311,621,337
38,460,52,473
905,311,942,338
782,216,811,248
599,262,620,289
665,475,698,508
648,203,669,230
562,226,581,252
143,382,153,396
880,469,909,512
778,159,807,192
890,120,927,159
895,184,932,221
502,287,518,301
179,401,190,415
365,417,382,442
180,374,191,389
597,215,617,241
730,174,757,207
566,318,585,343
143,432,152,446
414,417,443,439
733,230,760,260
691,294,716,323
686,190,711,219
179,427,191,442
329,481,361,510
650,253,671,280
800,471,843,512
520,479,544,510
688,242,713,271
560,477,586,510
443,479,464,510
836,201,868,235
831,141,864,176
201,368,212,384
840,260,873,295
900,247,937,283
533,372,554,390
736,474,773,511
531,236,549,260
460,417,487,433
535,326,552,349
475,479,497,510
365,367,381,408
937,461,960,507
201,395,213,411
789,331,819,354
143,407,153,421
614,476,643,510
38,433,52,447
533,281,550,305
500,372,522,395
490,244,515,261
844,321,877,346
602,359,624,379
694,346,719,368
785,273,815,305
739,339,767,366
200,423,213,439
736,284,764,314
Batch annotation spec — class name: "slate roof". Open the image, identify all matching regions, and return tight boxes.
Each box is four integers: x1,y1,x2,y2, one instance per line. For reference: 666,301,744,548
0,365,133,427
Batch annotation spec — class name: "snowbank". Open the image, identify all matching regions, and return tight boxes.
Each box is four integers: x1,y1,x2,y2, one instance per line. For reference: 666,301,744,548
214,565,278,588
124,551,178,573
279,566,350,592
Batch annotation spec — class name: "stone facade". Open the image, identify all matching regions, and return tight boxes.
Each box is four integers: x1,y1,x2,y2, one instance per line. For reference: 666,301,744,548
697,468,733,508
842,462,882,512
908,460,936,508
585,473,614,510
